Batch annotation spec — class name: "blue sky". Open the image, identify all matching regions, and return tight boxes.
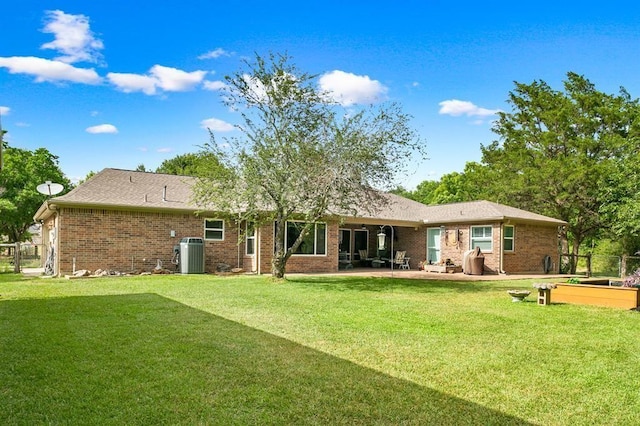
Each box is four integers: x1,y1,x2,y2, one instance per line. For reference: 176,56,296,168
2,1,640,188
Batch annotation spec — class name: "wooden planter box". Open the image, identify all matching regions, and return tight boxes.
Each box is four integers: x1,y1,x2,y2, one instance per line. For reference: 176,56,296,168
554,284,640,309
423,265,462,274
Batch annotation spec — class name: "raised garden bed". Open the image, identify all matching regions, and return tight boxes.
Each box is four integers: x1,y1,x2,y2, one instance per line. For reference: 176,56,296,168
554,283,640,309
423,265,462,274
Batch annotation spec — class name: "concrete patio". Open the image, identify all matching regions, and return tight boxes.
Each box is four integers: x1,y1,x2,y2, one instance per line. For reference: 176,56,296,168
290,267,576,281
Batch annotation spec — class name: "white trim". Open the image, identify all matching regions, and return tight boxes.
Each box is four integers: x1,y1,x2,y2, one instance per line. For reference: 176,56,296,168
204,218,225,241
503,224,515,253
426,227,442,264
339,228,352,260
246,221,256,256
470,225,493,253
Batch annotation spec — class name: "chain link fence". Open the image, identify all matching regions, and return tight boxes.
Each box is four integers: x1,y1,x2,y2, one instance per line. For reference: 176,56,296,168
0,243,41,273
560,254,640,278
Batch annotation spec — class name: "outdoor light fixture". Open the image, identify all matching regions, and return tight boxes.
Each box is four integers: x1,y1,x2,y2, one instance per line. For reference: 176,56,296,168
377,225,395,277
377,230,386,250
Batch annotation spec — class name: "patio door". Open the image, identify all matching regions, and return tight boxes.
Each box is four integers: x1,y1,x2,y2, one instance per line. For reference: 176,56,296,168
354,229,368,260
339,229,352,260
427,228,441,264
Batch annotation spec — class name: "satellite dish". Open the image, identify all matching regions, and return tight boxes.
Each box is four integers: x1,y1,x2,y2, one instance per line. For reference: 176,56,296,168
37,181,64,196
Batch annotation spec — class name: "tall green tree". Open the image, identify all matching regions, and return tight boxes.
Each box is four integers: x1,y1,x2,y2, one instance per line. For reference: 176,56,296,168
404,162,488,205
407,180,440,205
481,72,640,271
600,148,640,255
0,144,71,242
428,164,491,205
193,53,424,278
156,152,223,177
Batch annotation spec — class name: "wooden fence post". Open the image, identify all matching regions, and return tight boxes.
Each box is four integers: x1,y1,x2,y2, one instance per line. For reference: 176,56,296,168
14,241,20,273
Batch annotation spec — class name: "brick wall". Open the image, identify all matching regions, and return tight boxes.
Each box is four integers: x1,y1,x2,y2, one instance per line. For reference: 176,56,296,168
438,222,560,274
57,208,241,275
53,207,560,276
503,223,560,273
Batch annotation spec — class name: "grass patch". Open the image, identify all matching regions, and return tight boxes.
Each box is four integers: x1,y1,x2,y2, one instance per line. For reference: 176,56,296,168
1,273,639,424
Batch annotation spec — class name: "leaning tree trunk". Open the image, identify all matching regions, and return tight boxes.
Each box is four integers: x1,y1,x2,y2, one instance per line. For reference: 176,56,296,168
271,250,287,278
271,219,288,278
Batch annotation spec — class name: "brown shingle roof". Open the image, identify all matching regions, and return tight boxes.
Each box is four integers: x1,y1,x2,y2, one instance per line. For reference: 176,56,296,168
34,168,566,226
418,200,566,226
49,168,196,210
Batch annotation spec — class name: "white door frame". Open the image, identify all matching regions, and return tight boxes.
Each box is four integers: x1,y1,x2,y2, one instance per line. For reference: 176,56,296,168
426,227,442,264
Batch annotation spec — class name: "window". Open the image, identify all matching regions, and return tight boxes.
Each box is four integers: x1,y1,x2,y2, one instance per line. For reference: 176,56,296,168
246,222,256,255
204,219,224,241
286,221,327,255
503,225,515,252
470,226,492,252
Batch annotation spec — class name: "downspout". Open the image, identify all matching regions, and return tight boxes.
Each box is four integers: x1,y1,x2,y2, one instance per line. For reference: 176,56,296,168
237,219,241,269
256,227,261,275
499,222,506,274
54,210,60,277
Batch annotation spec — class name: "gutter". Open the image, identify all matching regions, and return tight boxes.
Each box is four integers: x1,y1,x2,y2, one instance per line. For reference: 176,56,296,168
423,216,567,227
33,200,55,222
37,200,204,216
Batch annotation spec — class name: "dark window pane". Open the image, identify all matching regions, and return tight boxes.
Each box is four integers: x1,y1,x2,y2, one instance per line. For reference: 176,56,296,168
316,224,326,255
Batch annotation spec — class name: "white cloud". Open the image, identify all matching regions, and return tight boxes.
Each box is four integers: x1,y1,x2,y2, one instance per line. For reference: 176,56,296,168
200,117,235,132
0,56,101,84
107,65,207,95
151,65,206,91
198,48,231,59
319,70,388,106
438,99,500,117
86,124,118,134
0,106,10,115
203,80,227,91
41,10,104,64
157,147,172,153
107,72,158,94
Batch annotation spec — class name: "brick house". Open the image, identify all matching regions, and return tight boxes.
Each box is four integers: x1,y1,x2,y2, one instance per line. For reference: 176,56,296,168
33,168,566,276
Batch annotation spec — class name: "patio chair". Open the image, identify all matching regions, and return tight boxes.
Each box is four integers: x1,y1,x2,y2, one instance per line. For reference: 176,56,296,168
400,256,410,270
358,249,374,267
393,251,407,269
339,251,353,269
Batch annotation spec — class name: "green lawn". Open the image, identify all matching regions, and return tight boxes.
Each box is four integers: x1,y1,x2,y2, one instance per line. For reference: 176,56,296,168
1,273,638,425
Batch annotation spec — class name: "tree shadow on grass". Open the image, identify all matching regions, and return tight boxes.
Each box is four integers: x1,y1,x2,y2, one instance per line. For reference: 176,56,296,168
286,275,519,294
0,294,531,425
